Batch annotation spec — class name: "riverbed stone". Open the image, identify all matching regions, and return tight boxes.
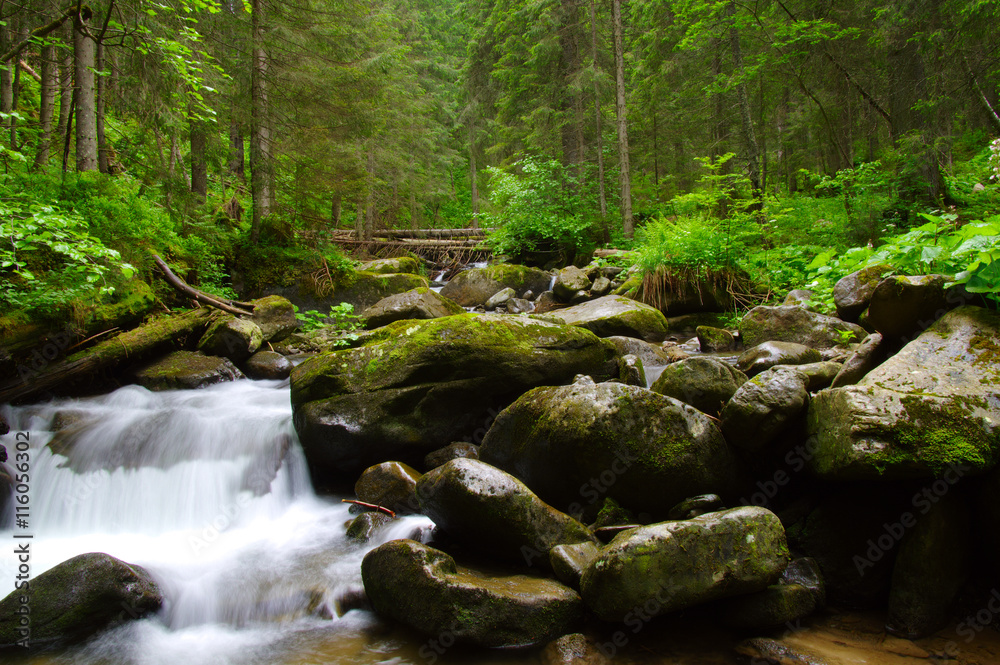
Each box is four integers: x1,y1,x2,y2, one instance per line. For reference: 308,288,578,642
667,493,725,520
740,305,866,350
580,507,789,621
250,295,299,342
424,442,480,470
650,356,747,415
783,289,815,309
346,511,396,542
416,459,597,566
721,367,810,452
550,542,601,588
830,332,885,388
867,274,958,341
244,350,293,380
291,313,616,477
696,325,737,352
540,295,670,342
773,360,842,391
360,256,421,275
605,336,674,367
617,354,645,387
737,341,822,377
355,461,423,515
197,316,263,362
485,287,516,310
362,539,581,647
135,351,244,391
441,264,552,307
591,276,612,297
781,557,826,608
833,265,894,322
554,266,592,301
480,378,743,518
363,287,464,329
0,552,162,651
807,306,1000,480
541,633,608,665
329,272,431,312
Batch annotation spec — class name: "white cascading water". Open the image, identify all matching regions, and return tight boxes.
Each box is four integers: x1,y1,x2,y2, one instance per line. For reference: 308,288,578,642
0,379,439,665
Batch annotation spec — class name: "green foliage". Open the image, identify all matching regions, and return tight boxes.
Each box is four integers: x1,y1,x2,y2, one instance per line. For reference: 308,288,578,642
294,302,363,347
485,157,600,263
815,161,897,246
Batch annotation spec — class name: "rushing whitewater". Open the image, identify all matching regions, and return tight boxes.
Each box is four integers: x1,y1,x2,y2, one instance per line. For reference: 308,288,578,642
0,380,436,665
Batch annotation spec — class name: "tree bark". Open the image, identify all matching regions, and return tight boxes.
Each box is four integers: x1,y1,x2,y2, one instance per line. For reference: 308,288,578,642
962,55,1000,135
34,37,58,169
249,0,273,244
559,0,582,169
190,115,208,200
611,0,633,238
727,2,762,208
589,0,608,228
228,118,245,180
0,20,13,135
74,9,98,172
96,41,109,173
331,193,342,228
57,21,73,141
469,121,479,229
364,145,375,241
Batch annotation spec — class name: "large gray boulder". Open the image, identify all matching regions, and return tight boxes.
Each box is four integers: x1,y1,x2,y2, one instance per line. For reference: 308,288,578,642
440,264,552,307
540,295,670,342
553,266,592,301
739,305,866,350
360,256,421,275
135,351,244,391
867,274,959,341
480,378,743,518
244,350,293,380
355,461,422,515
197,316,263,362
650,356,747,415
580,507,789,621
736,341,822,378
0,553,162,651
720,367,810,452
605,336,675,367
416,459,597,566
362,539,581,647
328,271,431,311
249,295,299,342
833,265,893,322
808,306,1000,480
362,288,464,329
291,314,616,477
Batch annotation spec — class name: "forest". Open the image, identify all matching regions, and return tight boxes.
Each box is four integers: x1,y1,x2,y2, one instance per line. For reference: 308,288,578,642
1,0,999,332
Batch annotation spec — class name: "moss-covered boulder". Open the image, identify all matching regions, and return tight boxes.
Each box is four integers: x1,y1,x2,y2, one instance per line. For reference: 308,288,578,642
550,542,601,588
554,266,592,301
81,279,157,336
244,350,293,380
580,507,789,621
696,325,737,352
740,305,866,350
479,377,743,517
328,271,430,312
291,313,617,477
361,539,582,647
807,306,1000,480
833,264,894,322
540,295,670,342
605,336,674,367
721,367,810,452
650,356,747,415
0,552,162,651
197,316,264,362
867,274,962,341
135,351,244,391
424,441,479,470
346,511,396,543
250,295,298,342
416,459,597,565
362,288,464,329
737,341,822,378
485,287,516,310
355,461,422,515
440,264,552,307
360,256,421,275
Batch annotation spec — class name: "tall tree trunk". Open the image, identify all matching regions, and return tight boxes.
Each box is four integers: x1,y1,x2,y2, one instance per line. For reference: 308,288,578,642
354,199,364,241
0,19,13,141
34,37,58,169
249,0,273,244
559,0,582,170
74,11,98,172
364,145,375,241
469,121,479,229
96,41,109,173
727,2,762,209
190,115,208,201
611,0,633,239
57,21,73,141
589,0,608,228
228,119,245,180
331,193,342,228
961,55,1000,135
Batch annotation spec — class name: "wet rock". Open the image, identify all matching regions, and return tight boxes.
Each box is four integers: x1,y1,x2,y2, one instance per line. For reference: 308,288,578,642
781,557,826,608
867,274,959,340
135,351,244,391
737,341,822,378
554,266,592,301
291,313,616,477
541,295,669,342
651,356,747,415
887,493,971,639
550,542,601,588
721,367,809,452
424,442,479,470
363,288,464,328
197,316,264,362
329,272,431,312
591,276,612,297
359,256,421,275
508,297,534,314
808,306,1000,480
740,305,866,350
0,552,162,651
346,511,396,542
355,461,423,515
480,379,743,518
0,414,7,435
830,332,885,388
441,264,552,308
580,507,789,621
617,354,645,387
605,336,674,367
716,583,817,629
362,539,581,647
833,265,893,322
734,638,831,665
250,295,299,342
783,289,815,308
773,360,842,391
416,459,597,566
592,497,635,529
244,350,293,380
668,494,724,520
533,291,563,314
541,633,608,665
696,325,737,352
485,287,516,310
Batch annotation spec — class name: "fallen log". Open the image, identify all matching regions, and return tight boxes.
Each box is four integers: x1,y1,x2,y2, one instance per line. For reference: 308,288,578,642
0,308,214,405
154,255,255,316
